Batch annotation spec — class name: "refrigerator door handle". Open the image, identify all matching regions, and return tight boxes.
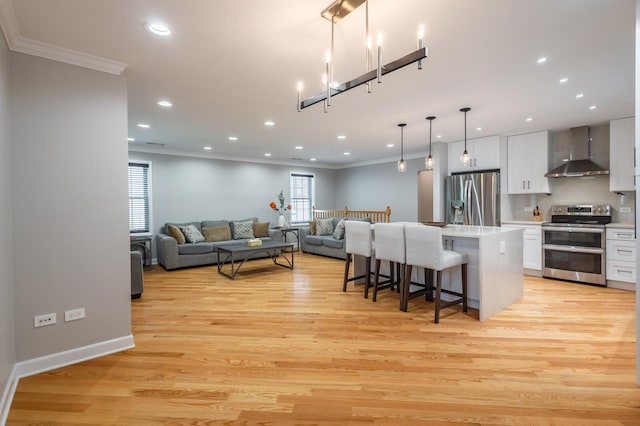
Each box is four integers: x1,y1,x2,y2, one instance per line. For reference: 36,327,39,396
463,180,471,225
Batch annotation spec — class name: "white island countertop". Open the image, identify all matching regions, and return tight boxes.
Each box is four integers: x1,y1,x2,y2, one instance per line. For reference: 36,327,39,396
441,224,523,238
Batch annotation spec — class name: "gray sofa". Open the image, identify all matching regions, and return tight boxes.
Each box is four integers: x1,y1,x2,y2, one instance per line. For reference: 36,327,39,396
156,218,281,270
301,217,371,260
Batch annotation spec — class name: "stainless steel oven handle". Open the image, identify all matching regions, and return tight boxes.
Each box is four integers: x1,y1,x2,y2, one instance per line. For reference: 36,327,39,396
542,244,604,254
542,226,604,234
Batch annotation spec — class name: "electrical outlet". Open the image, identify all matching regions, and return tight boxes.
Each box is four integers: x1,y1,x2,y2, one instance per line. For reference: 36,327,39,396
34,313,57,328
620,207,632,213
524,207,533,212
65,308,85,322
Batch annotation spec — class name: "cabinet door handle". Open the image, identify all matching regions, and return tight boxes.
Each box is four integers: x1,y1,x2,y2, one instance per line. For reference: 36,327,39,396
617,249,633,255
617,233,634,239
616,268,633,277
522,180,525,190
527,180,531,189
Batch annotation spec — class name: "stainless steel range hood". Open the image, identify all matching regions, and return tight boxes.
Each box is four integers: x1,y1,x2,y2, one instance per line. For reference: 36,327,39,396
545,126,609,178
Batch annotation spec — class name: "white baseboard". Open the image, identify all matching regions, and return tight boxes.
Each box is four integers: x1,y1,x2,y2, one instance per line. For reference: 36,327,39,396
0,334,134,424
0,365,19,426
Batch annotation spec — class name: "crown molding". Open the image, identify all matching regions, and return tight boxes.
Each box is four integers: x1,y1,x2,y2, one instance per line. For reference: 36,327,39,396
0,0,127,75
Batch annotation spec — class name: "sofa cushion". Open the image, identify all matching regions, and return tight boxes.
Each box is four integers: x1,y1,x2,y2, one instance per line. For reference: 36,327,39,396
203,226,231,242
322,237,344,249
308,221,316,235
177,242,215,255
333,219,345,240
202,220,229,229
233,220,255,239
253,222,270,238
316,218,334,236
179,224,205,243
166,224,186,244
229,217,258,239
304,235,324,246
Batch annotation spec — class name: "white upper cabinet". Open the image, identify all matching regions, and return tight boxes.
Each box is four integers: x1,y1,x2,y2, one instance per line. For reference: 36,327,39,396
609,117,635,192
448,135,500,173
507,131,550,194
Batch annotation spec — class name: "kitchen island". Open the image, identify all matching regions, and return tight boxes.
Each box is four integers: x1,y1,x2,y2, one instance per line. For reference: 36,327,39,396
357,224,524,321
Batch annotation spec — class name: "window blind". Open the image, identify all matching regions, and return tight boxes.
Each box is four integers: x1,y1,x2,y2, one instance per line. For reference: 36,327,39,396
128,162,150,233
290,173,314,223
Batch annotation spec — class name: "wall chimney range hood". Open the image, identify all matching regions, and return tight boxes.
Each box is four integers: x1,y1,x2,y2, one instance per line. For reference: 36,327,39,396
545,126,609,178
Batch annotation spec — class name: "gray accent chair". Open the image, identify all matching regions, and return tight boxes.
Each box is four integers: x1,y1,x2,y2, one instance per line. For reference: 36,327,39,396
130,251,144,299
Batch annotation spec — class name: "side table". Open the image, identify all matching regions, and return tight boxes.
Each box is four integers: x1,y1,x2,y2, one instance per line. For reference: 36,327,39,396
130,235,152,270
272,227,300,252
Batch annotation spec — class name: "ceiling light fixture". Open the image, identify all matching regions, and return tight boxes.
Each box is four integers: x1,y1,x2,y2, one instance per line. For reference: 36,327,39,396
295,146,304,150
386,143,394,148
344,152,350,156
476,127,482,131
264,121,275,126
204,146,212,150
425,116,435,170
337,135,346,140
310,158,317,162
137,123,150,128
157,100,172,107
228,136,238,141
559,77,568,83
589,105,597,110
576,93,584,98
537,57,547,64
127,137,135,142
146,22,171,36
397,123,407,173
264,153,272,157
460,107,471,165
526,117,533,122
297,0,427,112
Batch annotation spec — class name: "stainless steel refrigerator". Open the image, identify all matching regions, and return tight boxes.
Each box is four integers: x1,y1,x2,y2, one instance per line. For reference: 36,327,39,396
445,170,500,226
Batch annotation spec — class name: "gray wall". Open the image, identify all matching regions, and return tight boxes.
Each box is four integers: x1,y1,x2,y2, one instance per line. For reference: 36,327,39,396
0,29,15,402
11,53,130,360
127,152,338,241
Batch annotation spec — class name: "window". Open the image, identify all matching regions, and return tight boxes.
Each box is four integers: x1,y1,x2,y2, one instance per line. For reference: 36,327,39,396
128,161,151,234
290,173,314,223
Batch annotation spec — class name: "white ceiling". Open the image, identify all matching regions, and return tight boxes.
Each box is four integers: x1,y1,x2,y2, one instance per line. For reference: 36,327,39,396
0,0,635,168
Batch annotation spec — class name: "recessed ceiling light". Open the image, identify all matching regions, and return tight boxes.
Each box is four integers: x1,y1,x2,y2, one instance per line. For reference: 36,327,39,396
264,121,275,126
157,100,172,107
137,123,150,128
344,152,350,156
537,57,547,64
589,105,597,110
576,93,584,99
337,135,346,140
559,77,568,83
436,134,442,139
525,117,533,122
203,146,212,151
228,136,238,141
295,146,304,150
476,127,482,131
127,137,135,142
264,153,272,157
386,143,394,148
146,22,171,36
310,158,317,162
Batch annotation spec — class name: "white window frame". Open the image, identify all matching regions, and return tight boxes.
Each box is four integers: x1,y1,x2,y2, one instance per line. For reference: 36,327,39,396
128,160,153,235
289,172,315,224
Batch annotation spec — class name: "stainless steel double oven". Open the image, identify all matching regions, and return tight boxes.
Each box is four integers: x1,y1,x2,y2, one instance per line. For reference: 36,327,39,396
542,205,611,286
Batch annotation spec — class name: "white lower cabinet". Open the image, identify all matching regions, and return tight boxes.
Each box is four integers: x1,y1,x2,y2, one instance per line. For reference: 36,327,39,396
606,227,636,290
502,223,542,275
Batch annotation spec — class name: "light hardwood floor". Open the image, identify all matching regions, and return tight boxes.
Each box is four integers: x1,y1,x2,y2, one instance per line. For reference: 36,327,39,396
7,252,640,425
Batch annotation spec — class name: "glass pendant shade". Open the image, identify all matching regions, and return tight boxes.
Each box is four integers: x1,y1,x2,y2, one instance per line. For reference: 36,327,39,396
460,107,471,165
425,116,435,170
426,155,433,169
397,123,407,173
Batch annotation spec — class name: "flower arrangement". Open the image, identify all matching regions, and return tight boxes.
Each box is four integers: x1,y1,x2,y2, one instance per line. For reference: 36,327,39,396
270,190,292,215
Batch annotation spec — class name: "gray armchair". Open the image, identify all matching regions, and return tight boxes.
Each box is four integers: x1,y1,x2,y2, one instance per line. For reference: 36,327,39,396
130,251,144,299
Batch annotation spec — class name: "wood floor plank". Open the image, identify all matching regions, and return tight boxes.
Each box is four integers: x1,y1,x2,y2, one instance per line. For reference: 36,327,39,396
7,253,640,424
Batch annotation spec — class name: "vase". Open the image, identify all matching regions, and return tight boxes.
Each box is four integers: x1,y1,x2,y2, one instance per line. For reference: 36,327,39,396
278,214,286,228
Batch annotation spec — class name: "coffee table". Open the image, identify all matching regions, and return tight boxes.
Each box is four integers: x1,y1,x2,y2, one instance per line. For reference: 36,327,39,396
216,240,295,279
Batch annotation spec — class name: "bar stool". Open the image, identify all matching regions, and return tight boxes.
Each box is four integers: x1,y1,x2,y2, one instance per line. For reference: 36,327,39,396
343,220,375,298
404,224,468,323
372,223,405,302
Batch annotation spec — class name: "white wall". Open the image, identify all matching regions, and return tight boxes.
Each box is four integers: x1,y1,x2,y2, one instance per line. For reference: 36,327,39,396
0,27,15,414
11,53,130,360
127,152,338,240
635,0,639,386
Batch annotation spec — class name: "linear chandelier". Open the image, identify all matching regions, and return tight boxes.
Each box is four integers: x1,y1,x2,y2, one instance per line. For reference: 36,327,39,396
297,0,428,112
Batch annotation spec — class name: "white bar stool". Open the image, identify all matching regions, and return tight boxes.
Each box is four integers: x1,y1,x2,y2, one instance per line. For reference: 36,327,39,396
404,224,468,323
372,223,405,302
343,220,375,298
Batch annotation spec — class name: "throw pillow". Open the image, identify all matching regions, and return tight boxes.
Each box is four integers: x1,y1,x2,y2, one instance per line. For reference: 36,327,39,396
233,220,255,239
167,224,186,244
253,222,270,238
316,218,334,236
202,225,231,242
179,224,205,244
333,219,346,240
308,221,316,235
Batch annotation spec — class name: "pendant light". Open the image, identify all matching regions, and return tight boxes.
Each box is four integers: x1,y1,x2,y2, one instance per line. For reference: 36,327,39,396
397,123,407,173
460,107,471,165
425,116,435,169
